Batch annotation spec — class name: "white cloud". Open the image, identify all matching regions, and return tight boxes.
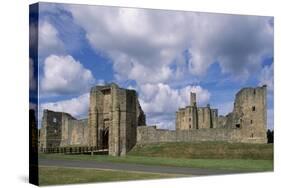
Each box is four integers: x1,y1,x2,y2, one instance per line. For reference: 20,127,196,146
139,83,210,114
39,20,64,56
137,83,210,129
29,58,36,91
214,101,234,116
41,55,94,95
65,5,273,84
40,92,89,119
259,63,273,91
147,114,176,130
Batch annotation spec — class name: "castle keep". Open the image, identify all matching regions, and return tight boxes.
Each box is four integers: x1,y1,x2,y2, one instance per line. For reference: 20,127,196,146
39,83,145,156
176,92,218,130
88,83,145,156
39,84,267,156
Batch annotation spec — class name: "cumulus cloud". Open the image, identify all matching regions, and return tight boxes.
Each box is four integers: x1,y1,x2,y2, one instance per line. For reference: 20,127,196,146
39,20,64,56
147,113,176,130
139,83,210,114
38,5,273,129
65,5,273,84
41,93,89,119
259,63,273,91
214,101,234,116
41,55,94,95
137,83,210,129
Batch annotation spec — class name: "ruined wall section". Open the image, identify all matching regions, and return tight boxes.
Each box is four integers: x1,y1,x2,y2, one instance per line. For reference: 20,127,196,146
40,110,63,148
137,126,241,144
39,110,89,149
110,86,139,156
197,107,212,129
176,108,186,130
211,109,218,128
176,106,197,130
176,91,219,130
125,90,138,152
89,83,146,156
136,99,146,126
230,86,267,143
218,115,228,128
67,119,88,146
60,113,75,146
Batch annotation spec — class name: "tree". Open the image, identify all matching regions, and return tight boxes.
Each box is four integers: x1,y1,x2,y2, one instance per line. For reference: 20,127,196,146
267,129,274,143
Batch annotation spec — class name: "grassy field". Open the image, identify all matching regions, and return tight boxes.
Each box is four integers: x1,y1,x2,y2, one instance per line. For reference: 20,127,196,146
38,142,273,185
39,154,273,172
129,142,273,160
39,166,178,186
38,141,273,186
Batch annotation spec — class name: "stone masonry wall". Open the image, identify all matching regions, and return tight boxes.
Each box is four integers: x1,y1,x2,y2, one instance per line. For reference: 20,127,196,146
148,85,267,145
40,85,268,154
88,83,145,156
137,126,241,144
40,110,63,148
40,110,89,149
60,119,88,146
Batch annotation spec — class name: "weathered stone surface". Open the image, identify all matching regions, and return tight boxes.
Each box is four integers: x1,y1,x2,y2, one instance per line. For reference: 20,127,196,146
88,83,145,156
40,83,145,156
137,126,241,144
39,84,268,156
176,93,218,130
139,85,267,144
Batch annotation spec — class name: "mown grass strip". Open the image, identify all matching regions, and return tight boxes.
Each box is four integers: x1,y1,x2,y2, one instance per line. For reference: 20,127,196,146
39,166,179,186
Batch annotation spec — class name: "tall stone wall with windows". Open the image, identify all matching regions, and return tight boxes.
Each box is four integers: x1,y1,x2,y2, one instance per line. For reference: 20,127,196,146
227,85,267,143
138,85,267,145
176,93,218,131
39,110,63,149
88,83,146,156
39,85,268,156
39,110,89,149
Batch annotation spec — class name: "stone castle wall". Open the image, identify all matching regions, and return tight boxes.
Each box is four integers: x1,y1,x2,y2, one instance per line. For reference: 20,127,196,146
138,85,267,145
39,84,268,156
61,118,88,146
88,83,145,156
39,110,63,149
40,110,89,148
137,126,241,144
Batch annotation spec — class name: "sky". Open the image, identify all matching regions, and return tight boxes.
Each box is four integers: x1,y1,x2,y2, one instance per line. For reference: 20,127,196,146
30,2,274,130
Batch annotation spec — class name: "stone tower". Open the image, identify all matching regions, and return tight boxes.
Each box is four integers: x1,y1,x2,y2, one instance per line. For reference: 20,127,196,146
39,110,63,149
176,92,218,130
88,83,145,156
190,92,197,106
229,85,267,143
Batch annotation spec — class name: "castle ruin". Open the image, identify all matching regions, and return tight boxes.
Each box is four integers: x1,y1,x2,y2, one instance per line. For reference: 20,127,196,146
39,84,268,156
39,83,145,156
176,92,219,130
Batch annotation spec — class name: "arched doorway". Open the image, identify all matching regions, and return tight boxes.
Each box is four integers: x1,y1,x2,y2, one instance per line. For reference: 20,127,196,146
101,127,109,149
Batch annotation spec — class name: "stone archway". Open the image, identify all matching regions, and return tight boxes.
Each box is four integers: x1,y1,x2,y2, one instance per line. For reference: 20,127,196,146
101,127,109,149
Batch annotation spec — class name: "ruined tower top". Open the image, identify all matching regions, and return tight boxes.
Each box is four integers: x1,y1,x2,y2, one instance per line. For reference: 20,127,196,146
190,92,196,106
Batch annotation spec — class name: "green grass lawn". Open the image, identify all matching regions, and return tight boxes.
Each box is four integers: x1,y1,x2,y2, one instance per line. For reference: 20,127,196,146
129,142,273,160
39,153,273,172
39,166,179,186
38,142,273,185
39,142,273,175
